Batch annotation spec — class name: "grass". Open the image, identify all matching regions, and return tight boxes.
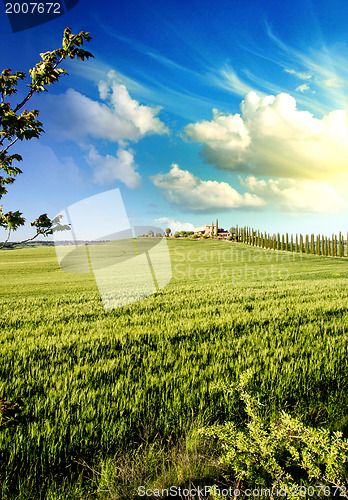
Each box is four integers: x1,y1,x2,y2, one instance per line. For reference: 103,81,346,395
0,240,347,498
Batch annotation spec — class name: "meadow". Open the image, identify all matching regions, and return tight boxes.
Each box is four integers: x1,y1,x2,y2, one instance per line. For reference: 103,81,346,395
0,239,348,498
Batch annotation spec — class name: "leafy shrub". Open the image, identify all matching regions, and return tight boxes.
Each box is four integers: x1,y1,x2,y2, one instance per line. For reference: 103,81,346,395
198,371,348,495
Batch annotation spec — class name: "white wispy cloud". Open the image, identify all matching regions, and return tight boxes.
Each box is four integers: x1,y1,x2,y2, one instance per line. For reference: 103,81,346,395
265,22,348,111
322,77,341,88
185,91,348,180
295,84,310,92
213,65,257,96
285,69,312,80
150,163,264,211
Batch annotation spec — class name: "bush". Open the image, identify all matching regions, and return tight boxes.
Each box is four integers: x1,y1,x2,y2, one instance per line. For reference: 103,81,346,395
173,232,180,238
198,371,348,494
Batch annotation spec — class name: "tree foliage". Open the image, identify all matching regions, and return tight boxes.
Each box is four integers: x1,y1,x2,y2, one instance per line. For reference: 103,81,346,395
0,27,93,248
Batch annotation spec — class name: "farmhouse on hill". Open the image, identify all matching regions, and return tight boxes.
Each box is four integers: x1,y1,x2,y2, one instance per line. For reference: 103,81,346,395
193,222,233,238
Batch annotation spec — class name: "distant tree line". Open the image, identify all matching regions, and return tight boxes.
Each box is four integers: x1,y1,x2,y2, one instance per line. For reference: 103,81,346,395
236,226,347,257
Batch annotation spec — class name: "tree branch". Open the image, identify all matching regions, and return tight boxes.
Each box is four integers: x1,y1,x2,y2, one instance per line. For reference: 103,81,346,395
4,226,53,248
13,89,35,114
0,137,19,155
0,227,11,249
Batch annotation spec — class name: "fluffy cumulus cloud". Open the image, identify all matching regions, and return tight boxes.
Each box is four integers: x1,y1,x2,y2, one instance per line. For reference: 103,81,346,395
150,164,264,211
86,146,141,189
45,81,168,144
152,217,195,232
185,91,348,180
242,176,346,213
41,73,169,189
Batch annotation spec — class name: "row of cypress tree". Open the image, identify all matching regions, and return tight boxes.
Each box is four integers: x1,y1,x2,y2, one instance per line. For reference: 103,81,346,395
235,226,347,258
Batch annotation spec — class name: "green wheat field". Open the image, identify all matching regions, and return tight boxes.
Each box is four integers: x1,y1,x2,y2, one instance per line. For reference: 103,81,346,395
1,239,348,499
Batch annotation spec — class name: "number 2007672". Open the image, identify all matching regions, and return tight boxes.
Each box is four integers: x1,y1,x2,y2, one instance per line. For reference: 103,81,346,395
5,3,61,14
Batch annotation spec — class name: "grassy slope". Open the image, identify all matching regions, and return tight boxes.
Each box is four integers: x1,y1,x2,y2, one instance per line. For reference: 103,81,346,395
0,240,348,498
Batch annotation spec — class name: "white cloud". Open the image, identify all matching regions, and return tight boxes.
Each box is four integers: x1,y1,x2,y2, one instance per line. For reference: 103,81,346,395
150,164,264,211
322,77,341,88
217,66,256,96
185,91,348,180
43,78,168,145
152,217,195,232
295,84,310,92
285,69,312,80
86,146,141,189
242,176,346,213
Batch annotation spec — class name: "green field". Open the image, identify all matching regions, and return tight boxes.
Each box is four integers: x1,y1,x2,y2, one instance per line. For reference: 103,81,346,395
0,239,348,498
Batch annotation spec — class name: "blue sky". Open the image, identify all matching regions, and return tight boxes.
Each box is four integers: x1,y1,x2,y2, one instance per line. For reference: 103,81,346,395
2,0,348,240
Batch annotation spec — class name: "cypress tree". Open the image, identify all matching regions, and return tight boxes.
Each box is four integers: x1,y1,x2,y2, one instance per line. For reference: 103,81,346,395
295,234,298,253
332,234,335,257
273,235,276,250
316,235,320,256
286,233,289,251
215,219,218,237
300,234,303,253
305,235,309,254
290,234,293,252
325,237,328,256
310,234,315,254
276,233,280,250
281,234,284,251
339,232,344,257
321,235,325,256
